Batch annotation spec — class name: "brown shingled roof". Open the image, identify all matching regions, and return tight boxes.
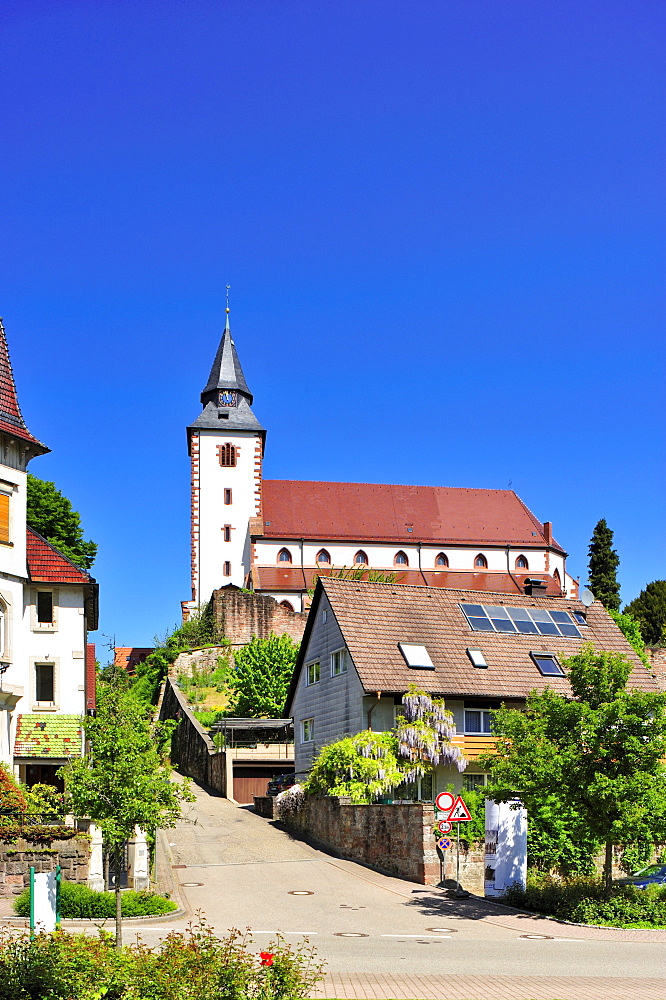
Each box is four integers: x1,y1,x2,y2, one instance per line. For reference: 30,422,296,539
26,527,93,584
260,480,564,551
293,579,658,705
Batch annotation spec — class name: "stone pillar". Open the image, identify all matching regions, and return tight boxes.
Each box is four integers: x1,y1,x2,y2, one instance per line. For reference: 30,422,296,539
130,826,150,891
87,823,104,892
225,751,235,801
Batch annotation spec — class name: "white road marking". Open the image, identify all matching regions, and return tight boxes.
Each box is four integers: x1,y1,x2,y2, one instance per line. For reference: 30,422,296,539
381,934,452,939
253,931,319,935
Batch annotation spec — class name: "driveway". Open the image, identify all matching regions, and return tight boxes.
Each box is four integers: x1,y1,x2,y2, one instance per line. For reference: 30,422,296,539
140,779,666,997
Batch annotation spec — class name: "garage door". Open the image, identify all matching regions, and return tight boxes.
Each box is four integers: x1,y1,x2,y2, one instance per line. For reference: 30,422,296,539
233,767,286,804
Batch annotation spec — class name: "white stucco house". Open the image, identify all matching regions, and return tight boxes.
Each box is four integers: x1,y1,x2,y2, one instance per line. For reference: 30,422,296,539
0,320,98,789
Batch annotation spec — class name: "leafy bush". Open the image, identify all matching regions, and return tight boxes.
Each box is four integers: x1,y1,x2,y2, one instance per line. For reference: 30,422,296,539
14,881,177,919
0,919,324,999
0,764,28,815
504,873,666,927
193,709,227,728
23,783,67,819
0,824,80,845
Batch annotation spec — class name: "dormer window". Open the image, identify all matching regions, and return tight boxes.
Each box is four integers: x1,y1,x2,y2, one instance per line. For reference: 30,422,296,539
515,555,529,570
316,549,331,565
394,551,409,566
278,548,292,563
474,554,488,568
435,553,448,567
354,550,368,565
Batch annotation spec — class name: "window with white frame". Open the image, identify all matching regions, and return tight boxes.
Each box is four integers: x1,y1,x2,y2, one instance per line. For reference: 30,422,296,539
463,773,488,792
306,661,320,686
301,718,314,743
464,707,493,734
331,649,347,676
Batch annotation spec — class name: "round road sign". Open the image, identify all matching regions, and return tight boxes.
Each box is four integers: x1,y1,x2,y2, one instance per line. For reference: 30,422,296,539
437,820,452,833
437,836,453,850
435,792,455,813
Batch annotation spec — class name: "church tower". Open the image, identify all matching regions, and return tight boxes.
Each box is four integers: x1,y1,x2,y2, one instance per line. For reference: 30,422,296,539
186,307,265,610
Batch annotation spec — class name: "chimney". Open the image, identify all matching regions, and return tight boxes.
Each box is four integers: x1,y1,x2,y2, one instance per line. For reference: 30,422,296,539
524,578,548,596
543,521,553,545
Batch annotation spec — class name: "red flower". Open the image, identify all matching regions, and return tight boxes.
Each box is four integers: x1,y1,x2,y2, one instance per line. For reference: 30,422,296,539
260,952,275,967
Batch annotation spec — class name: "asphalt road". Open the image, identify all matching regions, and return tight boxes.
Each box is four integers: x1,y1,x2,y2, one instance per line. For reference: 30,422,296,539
136,780,666,980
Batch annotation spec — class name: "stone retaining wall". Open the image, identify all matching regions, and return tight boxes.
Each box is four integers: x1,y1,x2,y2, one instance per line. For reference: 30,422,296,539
0,836,90,896
279,796,444,884
159,677,228,795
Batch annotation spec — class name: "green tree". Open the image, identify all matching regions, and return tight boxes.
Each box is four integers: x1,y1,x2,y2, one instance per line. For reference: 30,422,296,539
624,581,666,646
587,518,620,610
479,644,666,897
26,474,97,570
229,633,299,717
61,683,193,947
608,610,650,669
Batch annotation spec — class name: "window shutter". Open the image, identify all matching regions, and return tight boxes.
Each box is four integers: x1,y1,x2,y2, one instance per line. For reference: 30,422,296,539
0,495,9,543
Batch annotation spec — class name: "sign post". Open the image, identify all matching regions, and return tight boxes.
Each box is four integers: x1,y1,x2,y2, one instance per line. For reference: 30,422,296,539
434,793,472,897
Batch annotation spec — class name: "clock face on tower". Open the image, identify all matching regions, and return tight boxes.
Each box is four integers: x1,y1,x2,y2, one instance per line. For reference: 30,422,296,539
218,390,238,407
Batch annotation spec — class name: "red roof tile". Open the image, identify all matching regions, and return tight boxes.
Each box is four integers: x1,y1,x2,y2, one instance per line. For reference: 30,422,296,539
0,320,48,452
260,480,564,550
26,527,93,584
251,564,562,597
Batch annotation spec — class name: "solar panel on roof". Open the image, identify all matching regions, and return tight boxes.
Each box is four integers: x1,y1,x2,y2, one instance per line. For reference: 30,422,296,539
459,603,581,639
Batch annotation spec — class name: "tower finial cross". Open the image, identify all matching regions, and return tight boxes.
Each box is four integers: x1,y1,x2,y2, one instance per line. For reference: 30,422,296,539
225,284,231,314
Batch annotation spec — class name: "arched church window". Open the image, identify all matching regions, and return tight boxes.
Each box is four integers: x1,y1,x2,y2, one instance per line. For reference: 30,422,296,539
515,555,529,570
316,549,331,565
280,600,294,612
354,550,368,565
435,553,449,567
217,443,237,468
278,548,292,564
394,551,409,566
223,561,231,577
474,554,488,568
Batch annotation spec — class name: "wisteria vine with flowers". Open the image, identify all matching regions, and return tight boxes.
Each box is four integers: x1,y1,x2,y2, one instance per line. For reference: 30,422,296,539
303,687,467,803
395,685,467,780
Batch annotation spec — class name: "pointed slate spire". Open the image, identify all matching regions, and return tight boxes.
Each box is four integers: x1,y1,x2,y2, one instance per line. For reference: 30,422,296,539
0,318,49,455
201,305,253,405
188,306,265,440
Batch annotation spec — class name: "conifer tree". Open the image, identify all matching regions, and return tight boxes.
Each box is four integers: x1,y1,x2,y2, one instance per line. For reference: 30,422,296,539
587,518,620,610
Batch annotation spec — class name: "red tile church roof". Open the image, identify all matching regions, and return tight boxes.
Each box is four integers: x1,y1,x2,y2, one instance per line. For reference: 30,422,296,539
259,480,564,551
26,527,93,584
250,564,563,597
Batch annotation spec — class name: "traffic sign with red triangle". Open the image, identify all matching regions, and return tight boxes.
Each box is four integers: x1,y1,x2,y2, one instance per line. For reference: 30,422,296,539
447,795,473,821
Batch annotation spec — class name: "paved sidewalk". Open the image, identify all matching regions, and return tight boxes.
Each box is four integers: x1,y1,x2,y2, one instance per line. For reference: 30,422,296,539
311,974,666,999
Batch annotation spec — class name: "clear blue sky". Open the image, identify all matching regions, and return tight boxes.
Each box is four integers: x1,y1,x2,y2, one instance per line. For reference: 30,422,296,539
2,1,664,654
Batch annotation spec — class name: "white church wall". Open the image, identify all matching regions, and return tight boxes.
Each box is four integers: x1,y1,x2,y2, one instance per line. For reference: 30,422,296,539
196,428,261,599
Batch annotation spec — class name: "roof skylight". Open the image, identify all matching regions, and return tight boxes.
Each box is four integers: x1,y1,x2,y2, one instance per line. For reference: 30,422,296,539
460,603,582,638
466,648,488,668
398,642,435,670
530,653,565,677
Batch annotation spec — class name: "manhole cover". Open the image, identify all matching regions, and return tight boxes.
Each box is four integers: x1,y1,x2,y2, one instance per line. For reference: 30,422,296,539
289,890,314,895
334,932,369,938
181,882,204,887
519,933,553,940
426,927,457,933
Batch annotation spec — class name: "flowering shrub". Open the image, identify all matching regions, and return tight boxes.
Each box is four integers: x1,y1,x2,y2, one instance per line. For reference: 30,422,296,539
0,763,28,815
0,918,324,998
275,784,305,821
396,686,466,780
